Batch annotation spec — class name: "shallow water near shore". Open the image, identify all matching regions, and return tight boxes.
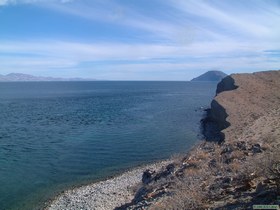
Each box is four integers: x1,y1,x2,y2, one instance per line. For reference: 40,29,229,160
0,81,216,210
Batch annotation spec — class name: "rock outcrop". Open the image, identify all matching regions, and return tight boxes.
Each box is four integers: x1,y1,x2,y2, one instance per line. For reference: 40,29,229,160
210,70,280,143
201,75,238,142
117,70,280,210
216,75,238,94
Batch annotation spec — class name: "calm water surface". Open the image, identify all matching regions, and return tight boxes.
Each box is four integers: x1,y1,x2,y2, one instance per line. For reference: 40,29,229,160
0,81,216,210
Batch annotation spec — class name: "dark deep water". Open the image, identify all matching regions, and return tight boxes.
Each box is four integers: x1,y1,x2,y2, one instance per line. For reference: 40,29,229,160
0,81,216,210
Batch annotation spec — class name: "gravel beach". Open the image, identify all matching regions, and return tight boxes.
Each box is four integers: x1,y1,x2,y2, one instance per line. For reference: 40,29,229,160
46,160,171,210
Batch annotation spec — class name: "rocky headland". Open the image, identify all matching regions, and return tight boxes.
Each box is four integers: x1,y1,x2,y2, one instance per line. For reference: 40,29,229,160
47,70,280,210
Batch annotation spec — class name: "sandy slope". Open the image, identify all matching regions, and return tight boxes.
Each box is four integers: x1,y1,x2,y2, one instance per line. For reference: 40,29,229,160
216,70,280,146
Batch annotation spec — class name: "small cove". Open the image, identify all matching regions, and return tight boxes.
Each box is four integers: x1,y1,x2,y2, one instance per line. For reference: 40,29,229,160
0,81,216,209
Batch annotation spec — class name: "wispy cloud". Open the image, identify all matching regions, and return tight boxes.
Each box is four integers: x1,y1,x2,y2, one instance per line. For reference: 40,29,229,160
41,0,280,43
0,0,72,6
1,39,276,62
0,39,279,79
41,0,182,43
0,0,279,79
169,0,271,37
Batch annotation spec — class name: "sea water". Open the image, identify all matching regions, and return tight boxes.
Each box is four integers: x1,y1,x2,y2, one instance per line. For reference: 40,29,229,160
0,81,216,210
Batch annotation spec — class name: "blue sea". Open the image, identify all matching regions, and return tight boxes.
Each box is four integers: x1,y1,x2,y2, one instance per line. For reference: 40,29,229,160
0,81,216,210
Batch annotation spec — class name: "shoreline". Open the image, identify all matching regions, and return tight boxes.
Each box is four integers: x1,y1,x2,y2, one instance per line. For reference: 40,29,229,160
47,70,280,209
46,159,172,210
45,70,280,209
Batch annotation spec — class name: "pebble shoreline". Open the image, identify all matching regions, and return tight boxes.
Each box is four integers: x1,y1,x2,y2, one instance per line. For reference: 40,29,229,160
47,160,171,210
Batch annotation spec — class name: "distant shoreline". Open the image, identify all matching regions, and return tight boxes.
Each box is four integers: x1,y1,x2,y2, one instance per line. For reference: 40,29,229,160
0,73,97,82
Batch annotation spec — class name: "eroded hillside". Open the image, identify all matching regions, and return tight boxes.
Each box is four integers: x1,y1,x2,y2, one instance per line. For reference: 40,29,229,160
117,70,280,209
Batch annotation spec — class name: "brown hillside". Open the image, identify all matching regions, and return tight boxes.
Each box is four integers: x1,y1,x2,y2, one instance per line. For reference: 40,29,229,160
216,70,280,145
118,70,280,209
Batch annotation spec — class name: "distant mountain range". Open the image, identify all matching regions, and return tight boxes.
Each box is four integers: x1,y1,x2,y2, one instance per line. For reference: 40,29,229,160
0,73,96,82
191,71,227,82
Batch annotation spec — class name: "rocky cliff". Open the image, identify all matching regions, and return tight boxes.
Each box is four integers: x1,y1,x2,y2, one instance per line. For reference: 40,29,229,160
117,70,280,209
48,70,280,210
209,70,280,143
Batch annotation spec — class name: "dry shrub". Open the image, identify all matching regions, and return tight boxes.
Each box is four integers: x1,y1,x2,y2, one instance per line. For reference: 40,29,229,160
261,142,273,151
156,159,211,210
231,149,245,160
194,148,211,161
184,167,200,176
264,148,280,194
269,161,280,195
159,176,207,210
238,140,280,194
262,133,279,145
230,160,242,174
170,153,187,166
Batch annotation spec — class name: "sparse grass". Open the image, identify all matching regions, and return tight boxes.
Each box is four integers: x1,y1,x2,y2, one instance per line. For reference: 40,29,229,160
232,149,245,158
230,160,242,174
123,133,280,210
159,174,208,210
258,145,280,195
147,135,280,209
196,149,211,161
261,142,272,151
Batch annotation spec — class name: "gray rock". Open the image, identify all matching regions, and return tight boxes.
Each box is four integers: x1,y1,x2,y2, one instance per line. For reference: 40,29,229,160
221,144,234,154
142,169,155,184
256,182,266,194
251,144,262,153
166,163,175,174
236,141,247,151
208,159,217,168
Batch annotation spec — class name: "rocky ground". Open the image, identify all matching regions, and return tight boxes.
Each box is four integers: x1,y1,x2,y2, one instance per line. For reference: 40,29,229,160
46,161,171,210
47,70,280,210
116,70,280,209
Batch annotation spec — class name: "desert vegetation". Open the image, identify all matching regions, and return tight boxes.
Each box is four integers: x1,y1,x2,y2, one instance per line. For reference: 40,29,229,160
116,71,280,209
117,135,279,209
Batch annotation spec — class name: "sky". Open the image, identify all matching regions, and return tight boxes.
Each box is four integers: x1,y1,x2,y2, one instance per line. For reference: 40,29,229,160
0,0,279,80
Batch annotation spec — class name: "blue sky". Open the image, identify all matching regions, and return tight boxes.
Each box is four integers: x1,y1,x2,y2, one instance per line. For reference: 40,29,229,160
0,0,279,80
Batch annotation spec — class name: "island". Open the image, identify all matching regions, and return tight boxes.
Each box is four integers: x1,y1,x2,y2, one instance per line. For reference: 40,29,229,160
191,70,227,82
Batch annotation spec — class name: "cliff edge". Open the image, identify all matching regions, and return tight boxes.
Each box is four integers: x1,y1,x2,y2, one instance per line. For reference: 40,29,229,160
209,70,280,144
117,70,280,210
